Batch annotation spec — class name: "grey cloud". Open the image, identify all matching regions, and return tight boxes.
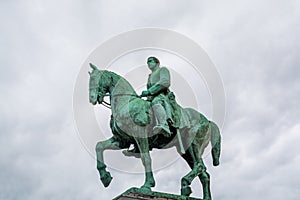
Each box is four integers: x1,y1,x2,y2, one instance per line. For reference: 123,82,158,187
1,0,300,200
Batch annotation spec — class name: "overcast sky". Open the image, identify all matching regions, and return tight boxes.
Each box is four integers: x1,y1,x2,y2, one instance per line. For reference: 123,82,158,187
1,0,300,200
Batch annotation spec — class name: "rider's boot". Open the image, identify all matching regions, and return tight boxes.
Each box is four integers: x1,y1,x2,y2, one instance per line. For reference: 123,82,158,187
152,104,172,137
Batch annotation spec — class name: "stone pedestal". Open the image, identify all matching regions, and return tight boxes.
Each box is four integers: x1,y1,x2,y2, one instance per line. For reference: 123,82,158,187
113,187,201,200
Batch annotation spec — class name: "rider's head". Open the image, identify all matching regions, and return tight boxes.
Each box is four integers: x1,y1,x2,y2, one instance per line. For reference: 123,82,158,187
147,57,160,71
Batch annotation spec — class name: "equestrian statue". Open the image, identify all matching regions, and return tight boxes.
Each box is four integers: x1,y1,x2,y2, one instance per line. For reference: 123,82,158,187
88,57,221,200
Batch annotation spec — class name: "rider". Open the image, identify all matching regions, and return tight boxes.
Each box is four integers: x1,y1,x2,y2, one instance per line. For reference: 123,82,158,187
122,57,173,157
141,56,173,137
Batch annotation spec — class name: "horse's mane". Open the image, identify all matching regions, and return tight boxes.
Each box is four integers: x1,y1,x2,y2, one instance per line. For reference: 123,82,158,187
104,70,137,96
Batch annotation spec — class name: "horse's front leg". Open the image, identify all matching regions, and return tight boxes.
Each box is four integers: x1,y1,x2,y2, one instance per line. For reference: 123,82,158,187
95,137,120,187
135,138,155,191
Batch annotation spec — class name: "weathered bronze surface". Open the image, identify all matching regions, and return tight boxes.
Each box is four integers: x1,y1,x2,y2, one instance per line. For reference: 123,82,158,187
89,57,221,200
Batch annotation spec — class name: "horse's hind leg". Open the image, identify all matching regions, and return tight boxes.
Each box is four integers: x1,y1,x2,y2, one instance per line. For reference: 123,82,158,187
179,147,212,200
180,146,200,197
197,158,211,200
95,137,120,187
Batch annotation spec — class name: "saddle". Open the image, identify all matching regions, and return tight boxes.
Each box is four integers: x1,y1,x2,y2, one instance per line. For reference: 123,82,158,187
121,92,190,157
128,92,190,129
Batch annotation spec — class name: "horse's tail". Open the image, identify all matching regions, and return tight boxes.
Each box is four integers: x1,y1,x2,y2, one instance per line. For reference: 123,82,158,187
209,121,221,166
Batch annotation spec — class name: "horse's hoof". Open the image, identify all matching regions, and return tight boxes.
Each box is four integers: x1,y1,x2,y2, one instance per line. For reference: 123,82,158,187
122,150,141,158
100,171,113,187
213,160,219,166
181,186,192,196
140,185,152,192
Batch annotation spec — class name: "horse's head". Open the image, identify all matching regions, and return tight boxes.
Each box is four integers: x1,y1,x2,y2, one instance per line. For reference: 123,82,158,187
88,63,111,105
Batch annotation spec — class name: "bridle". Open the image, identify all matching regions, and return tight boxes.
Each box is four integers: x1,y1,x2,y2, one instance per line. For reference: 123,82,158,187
98,91,141,109
98,92,112,109
92,71,140,109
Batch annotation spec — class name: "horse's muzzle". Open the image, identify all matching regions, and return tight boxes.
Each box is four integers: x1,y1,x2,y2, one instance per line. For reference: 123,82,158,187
89,96,97,105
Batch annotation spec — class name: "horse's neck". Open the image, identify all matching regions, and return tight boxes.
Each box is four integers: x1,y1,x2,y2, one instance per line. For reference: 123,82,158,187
109,73,137,116
110,73,136,96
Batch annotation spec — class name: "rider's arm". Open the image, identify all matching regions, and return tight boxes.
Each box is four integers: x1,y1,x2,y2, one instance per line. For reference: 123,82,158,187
148,67,170,96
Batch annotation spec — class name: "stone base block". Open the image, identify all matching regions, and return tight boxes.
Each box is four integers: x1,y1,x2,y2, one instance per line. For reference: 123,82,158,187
113,187,201,200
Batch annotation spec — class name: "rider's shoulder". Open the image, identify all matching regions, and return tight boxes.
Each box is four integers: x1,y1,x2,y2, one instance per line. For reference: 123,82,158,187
159,66,170,72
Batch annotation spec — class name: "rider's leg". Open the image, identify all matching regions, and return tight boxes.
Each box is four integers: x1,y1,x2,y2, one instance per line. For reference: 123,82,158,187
163,98,173,125
151,97,171,137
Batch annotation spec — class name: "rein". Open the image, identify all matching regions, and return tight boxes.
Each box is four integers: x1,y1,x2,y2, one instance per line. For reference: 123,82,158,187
99,93,141,109
93,71,140,109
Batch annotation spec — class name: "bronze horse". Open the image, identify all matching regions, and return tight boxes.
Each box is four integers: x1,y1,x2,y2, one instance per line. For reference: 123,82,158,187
88,63,221,200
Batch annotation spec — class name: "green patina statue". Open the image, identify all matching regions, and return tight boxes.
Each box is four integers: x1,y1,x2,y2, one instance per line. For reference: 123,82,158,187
89,57,221,200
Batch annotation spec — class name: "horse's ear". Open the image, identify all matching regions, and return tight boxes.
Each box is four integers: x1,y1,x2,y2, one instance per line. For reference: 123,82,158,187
89,63,98,70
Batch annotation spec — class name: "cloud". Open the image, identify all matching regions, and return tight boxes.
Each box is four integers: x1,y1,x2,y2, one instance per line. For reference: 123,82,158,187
1,0,300,200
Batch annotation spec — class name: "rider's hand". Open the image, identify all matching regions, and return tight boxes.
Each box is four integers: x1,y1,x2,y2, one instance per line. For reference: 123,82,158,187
141,90,150,97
